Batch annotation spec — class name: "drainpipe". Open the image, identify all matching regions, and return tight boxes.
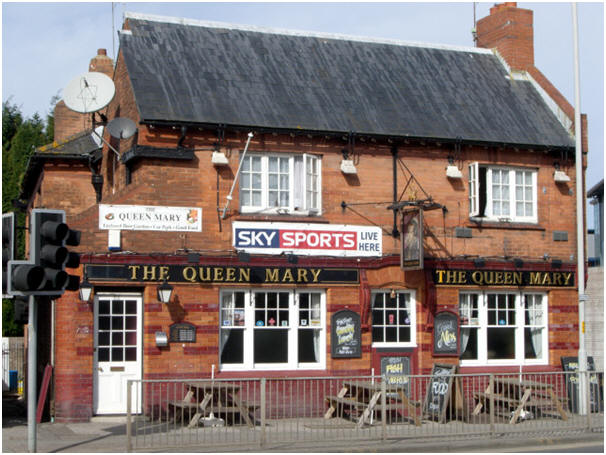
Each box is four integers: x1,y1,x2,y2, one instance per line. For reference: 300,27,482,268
391,146,399,238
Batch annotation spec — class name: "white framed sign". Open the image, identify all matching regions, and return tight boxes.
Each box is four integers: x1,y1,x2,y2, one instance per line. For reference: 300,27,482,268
233,221,382,257
99,204,202,232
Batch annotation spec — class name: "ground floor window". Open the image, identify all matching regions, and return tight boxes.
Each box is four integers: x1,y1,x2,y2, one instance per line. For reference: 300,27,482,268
219,289,325,370
371,290,416,348
459,291,547,365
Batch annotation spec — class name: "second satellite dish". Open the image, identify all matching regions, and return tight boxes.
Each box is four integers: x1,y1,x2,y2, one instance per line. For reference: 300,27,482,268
63,72,115,113
107,117,137,139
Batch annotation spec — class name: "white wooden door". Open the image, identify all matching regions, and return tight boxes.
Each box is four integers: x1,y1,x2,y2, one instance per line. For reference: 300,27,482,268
93,294,142,414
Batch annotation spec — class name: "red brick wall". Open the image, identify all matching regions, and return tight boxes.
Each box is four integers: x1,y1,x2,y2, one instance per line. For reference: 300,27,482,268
477,2,534,71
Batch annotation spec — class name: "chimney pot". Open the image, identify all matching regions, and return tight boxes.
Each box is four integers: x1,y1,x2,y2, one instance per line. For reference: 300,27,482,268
98,49,107,56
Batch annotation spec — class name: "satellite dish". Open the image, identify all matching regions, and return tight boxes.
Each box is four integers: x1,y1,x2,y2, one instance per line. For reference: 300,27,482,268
63,72,115,113
107,117,137,139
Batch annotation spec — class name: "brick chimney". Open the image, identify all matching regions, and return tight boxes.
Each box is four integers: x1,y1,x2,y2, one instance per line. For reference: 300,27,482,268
54,49,114,142
88,48,114,78
476,2,534,71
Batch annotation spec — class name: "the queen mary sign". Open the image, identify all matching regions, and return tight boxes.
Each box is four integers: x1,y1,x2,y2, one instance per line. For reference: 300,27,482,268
233,221,382,257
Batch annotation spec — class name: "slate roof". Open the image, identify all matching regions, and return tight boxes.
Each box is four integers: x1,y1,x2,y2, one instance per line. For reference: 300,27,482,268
120,13,574,149
19,130,101,200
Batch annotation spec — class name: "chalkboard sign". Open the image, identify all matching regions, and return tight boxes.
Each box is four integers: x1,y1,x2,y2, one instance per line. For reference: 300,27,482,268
169,322,197,343
433,311,459,356
381,356,411,393
561,356,603,413
331,309,361,358
423,363,456,423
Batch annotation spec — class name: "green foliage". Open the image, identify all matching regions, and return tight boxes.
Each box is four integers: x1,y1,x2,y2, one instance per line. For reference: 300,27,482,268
2,98,56,336
2,300,22,337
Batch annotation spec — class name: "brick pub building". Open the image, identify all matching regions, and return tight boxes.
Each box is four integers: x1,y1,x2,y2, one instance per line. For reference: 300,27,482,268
20,3,588,421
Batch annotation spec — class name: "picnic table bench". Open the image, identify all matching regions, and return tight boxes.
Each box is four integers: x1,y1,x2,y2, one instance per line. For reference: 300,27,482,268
473,377,568,424
324,380,421,427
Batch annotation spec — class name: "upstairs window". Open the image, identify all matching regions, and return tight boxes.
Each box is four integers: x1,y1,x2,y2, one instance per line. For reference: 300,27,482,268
469,164,537,223
240,154,321,215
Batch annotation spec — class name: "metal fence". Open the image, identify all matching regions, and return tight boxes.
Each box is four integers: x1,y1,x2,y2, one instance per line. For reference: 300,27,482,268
126,371,604,452
2,337,25,393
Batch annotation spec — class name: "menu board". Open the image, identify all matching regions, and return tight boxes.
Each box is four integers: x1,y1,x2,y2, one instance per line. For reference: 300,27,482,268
381,356,411,393
331,309,361,358
561,356,602,413
169,322,197,343
433,311,459,356
423,363,456,423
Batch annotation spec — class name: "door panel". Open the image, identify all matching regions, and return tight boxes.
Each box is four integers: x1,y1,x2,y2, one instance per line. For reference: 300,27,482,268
94,294,142,414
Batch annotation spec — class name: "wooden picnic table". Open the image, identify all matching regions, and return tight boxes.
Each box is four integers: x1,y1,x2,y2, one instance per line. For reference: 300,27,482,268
324,380,421,427
473,376,568,424
169,381,258,428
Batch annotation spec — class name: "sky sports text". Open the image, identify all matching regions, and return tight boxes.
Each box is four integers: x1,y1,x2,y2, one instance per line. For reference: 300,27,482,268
234,228,381,251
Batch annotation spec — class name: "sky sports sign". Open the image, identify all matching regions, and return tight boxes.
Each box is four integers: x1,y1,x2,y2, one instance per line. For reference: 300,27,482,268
233,222,382,257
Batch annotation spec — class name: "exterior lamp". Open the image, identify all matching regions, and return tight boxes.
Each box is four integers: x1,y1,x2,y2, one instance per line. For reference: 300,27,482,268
340,149,357,175
157,279,173,304
211,150,229,166
553,163,570,183
79,272,93,302
446,156,463,179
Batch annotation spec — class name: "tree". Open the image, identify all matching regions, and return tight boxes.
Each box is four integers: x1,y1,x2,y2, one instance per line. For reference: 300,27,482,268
2,99,55,336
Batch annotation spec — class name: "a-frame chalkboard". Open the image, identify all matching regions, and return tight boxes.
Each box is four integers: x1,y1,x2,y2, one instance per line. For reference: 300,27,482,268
423,363,457,423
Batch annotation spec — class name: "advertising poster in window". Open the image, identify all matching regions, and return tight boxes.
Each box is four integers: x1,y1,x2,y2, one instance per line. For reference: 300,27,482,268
331,309,361,358
401,209,423,270
433,311,459,356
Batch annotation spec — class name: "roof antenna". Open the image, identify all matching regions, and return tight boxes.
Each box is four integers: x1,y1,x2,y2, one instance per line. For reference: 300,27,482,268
472,2,478,45
221,132,254,219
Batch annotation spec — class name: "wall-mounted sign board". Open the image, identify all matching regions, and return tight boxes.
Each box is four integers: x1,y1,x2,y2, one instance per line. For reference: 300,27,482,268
99,204,202,232
433,311,459,356
233,221,382,257
169,322,196,343
331,309,361,358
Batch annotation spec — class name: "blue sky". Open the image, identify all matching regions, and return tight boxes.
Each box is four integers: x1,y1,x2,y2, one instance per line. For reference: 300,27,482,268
2,1,603,196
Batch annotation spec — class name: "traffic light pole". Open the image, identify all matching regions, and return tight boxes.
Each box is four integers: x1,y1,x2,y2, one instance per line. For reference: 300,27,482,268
27,295,37,453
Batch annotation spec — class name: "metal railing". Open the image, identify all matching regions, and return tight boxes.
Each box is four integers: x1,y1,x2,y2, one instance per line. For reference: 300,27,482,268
126,371,604,452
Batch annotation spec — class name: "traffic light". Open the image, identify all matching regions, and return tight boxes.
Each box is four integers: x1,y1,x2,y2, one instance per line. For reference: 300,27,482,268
13,297,29,324
7,209,81,296
2,213,16,297
30,209,81,295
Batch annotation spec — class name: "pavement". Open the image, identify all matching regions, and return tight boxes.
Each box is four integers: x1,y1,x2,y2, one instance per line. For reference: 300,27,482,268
2,393,604,453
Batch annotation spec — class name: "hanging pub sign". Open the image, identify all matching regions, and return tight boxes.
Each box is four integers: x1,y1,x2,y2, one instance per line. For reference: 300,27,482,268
401,209,423,270
169,322,197,342
432,269,575,288
433,311,459,356
331,309,361,358
86,264,359,285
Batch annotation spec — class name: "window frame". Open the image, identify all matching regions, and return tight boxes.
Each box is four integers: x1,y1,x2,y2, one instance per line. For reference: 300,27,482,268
458,291,548,366
239,153,322,215
219,288,326,371
370,290,417,348
468,163,538,223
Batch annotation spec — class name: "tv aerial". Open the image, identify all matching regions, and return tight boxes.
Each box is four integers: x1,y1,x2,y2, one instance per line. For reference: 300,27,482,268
107,117,137,139
63,72,115,114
